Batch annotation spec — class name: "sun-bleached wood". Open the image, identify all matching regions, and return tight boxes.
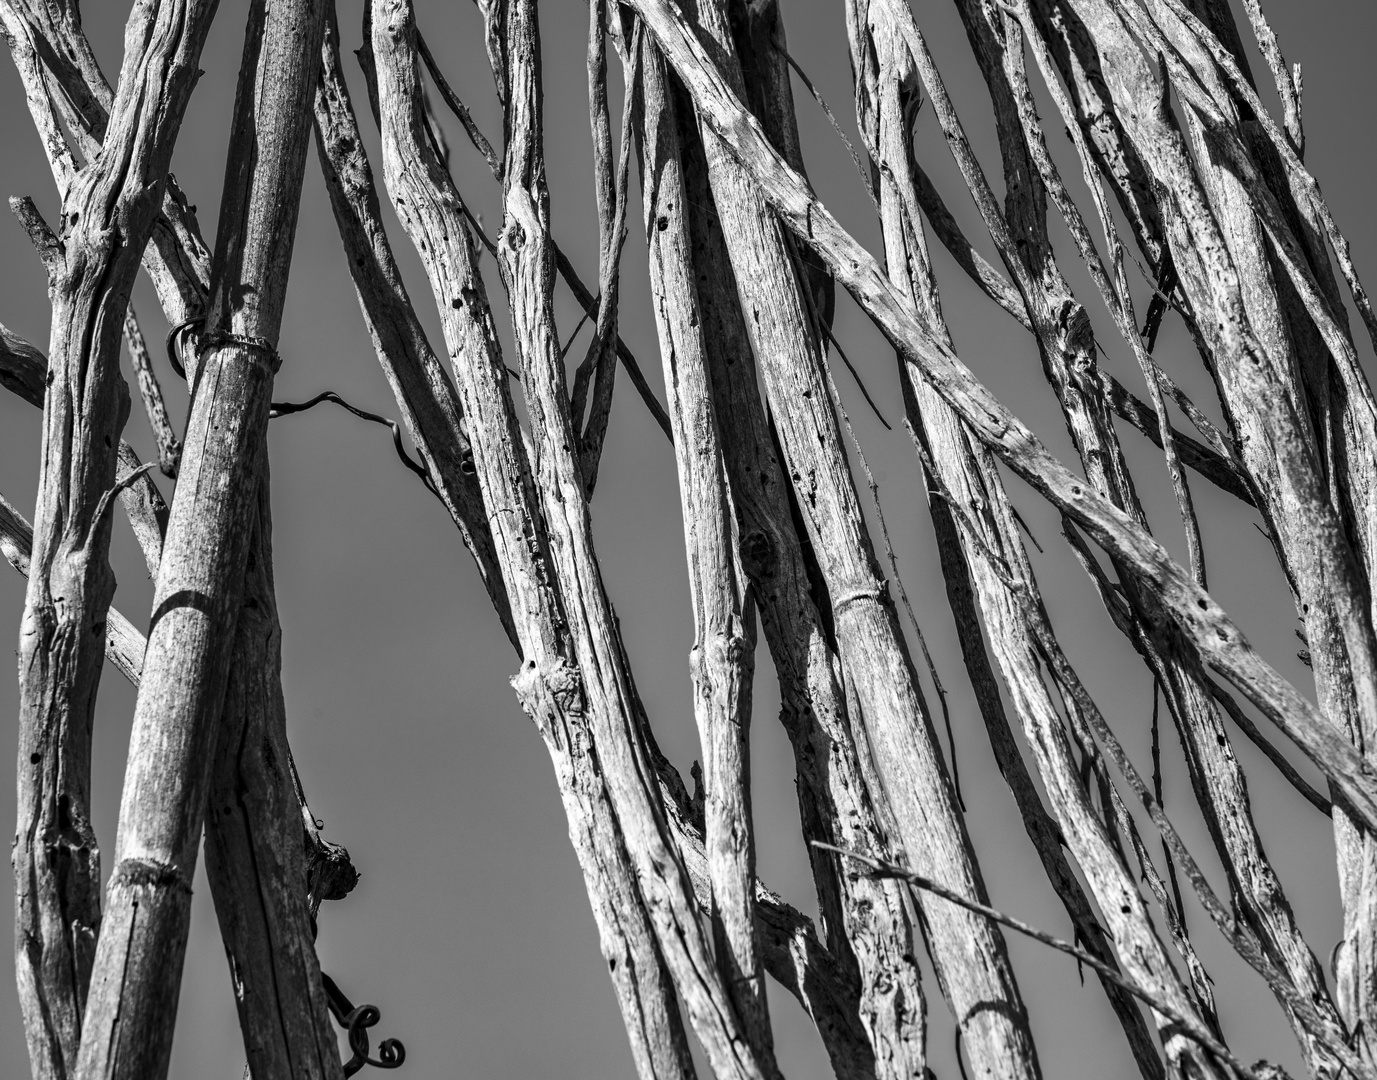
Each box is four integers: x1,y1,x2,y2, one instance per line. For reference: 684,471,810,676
625,0,1377,835
6,0,219,1073
74,1,328,1076
370,3,699,1076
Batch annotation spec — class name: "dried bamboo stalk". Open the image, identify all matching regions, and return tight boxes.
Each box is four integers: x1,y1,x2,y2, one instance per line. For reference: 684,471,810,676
669,2,1046,1077
844,4,1161,1075
636,26,778,1075
122,306,182,478
6,0,218,1072
203,476,344,1080
669,55,927,1080
370,5,700,1076
624,0,1377,836
0,0,214,369
75,1,327,1075
489,0,775,1070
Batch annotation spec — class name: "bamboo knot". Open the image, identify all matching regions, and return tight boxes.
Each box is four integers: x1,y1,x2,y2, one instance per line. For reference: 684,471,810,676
197,330,284,374
107,857,193,895
831,585,888,616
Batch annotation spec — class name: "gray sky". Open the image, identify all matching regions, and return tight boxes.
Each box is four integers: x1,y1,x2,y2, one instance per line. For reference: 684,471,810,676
2,0,1375,1076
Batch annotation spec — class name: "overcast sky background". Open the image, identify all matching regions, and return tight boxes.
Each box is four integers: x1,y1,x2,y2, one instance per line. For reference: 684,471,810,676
2,0,1375,1077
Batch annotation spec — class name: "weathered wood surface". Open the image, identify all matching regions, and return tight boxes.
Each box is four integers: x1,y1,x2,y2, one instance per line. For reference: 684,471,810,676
74,1,328,1077
5,0,219,1073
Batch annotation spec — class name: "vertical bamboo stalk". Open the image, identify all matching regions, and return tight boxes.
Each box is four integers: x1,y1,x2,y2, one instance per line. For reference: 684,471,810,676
668,54,928,1079
8,1,219,1074
486,0,774,1071
843,5,1161,1075
368,5,701,1077
202,475,343,1080
658,2,1042,1076
74,1,326,1076
638,29,779,1073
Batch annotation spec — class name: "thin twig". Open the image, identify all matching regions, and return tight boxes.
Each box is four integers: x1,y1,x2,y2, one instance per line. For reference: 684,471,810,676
1207,680,1331,817
124,304,182,477
771,40,878,213
417,30,502,179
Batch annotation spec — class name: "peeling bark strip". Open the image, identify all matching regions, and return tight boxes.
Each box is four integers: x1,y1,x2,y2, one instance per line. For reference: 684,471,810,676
624,0,1377,835
73,1,326,1078
7,0,220,1074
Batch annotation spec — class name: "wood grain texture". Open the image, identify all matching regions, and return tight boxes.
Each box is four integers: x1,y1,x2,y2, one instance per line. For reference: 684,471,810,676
667,1,1042,1077
369,4,698,1077
6,0,219,1073
626,0,1377,838
74,1,327,1076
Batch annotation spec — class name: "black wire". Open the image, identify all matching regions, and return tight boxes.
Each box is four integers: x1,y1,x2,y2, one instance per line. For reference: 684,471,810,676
270,391,438,497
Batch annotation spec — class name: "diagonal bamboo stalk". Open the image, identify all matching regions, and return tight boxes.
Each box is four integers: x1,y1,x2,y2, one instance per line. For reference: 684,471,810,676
623,0,1377,837
369,4,704,1076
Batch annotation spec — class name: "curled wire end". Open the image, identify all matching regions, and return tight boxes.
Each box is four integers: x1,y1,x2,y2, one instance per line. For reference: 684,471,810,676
322,973,406,1076
343,1003,406,1076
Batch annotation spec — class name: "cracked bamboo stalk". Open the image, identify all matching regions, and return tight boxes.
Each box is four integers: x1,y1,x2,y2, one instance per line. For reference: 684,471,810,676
5,0,219,1073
